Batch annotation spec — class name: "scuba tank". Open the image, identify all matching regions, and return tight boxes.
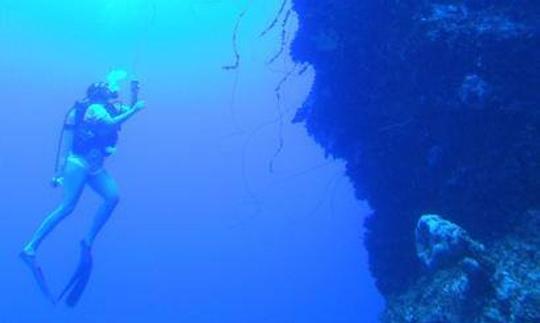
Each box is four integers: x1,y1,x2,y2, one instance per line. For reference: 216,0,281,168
51,100,84,187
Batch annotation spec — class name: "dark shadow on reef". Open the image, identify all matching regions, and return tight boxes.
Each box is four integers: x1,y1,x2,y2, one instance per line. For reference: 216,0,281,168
290,0,539,321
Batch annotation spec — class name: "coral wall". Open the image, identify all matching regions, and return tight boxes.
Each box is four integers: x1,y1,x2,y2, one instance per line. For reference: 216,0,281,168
291,0,539,295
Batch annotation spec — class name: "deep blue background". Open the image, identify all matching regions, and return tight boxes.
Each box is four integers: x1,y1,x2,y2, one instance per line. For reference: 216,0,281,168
0,1,382,322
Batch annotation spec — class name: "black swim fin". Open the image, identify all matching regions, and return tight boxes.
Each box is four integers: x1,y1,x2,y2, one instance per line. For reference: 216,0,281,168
58,241,93,307
19,252,56,305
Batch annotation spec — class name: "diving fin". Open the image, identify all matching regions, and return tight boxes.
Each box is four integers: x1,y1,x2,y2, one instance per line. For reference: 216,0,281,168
19,252,56,305
58,241,93,307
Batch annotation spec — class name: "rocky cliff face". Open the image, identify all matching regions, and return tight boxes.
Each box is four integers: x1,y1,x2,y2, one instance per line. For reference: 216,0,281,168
291,0,539,306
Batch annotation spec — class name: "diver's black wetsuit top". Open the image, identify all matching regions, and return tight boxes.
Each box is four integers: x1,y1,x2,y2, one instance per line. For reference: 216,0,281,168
70,100,120,155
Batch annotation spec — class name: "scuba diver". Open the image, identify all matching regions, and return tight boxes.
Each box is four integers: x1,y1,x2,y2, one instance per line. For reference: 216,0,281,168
19,70,145,306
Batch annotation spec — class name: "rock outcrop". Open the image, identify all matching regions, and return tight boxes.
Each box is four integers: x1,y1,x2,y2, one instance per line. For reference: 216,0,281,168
383,211,540,322
416,214,485,271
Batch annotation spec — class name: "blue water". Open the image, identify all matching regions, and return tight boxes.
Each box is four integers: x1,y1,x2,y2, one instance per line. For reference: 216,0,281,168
0,1,382,322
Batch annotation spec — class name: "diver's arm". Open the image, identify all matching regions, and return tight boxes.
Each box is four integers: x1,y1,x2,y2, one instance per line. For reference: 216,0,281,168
87,102,145,128
108,101,145,126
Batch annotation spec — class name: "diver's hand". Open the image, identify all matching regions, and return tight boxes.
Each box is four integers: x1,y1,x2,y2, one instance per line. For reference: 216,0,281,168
132,100,146,112
50,176,64,188
104,146,117,156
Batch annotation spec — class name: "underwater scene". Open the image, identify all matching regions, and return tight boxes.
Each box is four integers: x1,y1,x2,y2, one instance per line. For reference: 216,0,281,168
0,0,538,322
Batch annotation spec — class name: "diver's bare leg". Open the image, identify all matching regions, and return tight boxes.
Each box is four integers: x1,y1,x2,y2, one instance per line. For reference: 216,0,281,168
23,159,87,256
84,170,119,247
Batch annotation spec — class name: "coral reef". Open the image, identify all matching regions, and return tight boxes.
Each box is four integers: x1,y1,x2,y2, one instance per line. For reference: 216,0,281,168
291,0,539,299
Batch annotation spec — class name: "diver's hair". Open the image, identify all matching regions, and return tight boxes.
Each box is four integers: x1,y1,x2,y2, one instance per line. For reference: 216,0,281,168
86,82,111,102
